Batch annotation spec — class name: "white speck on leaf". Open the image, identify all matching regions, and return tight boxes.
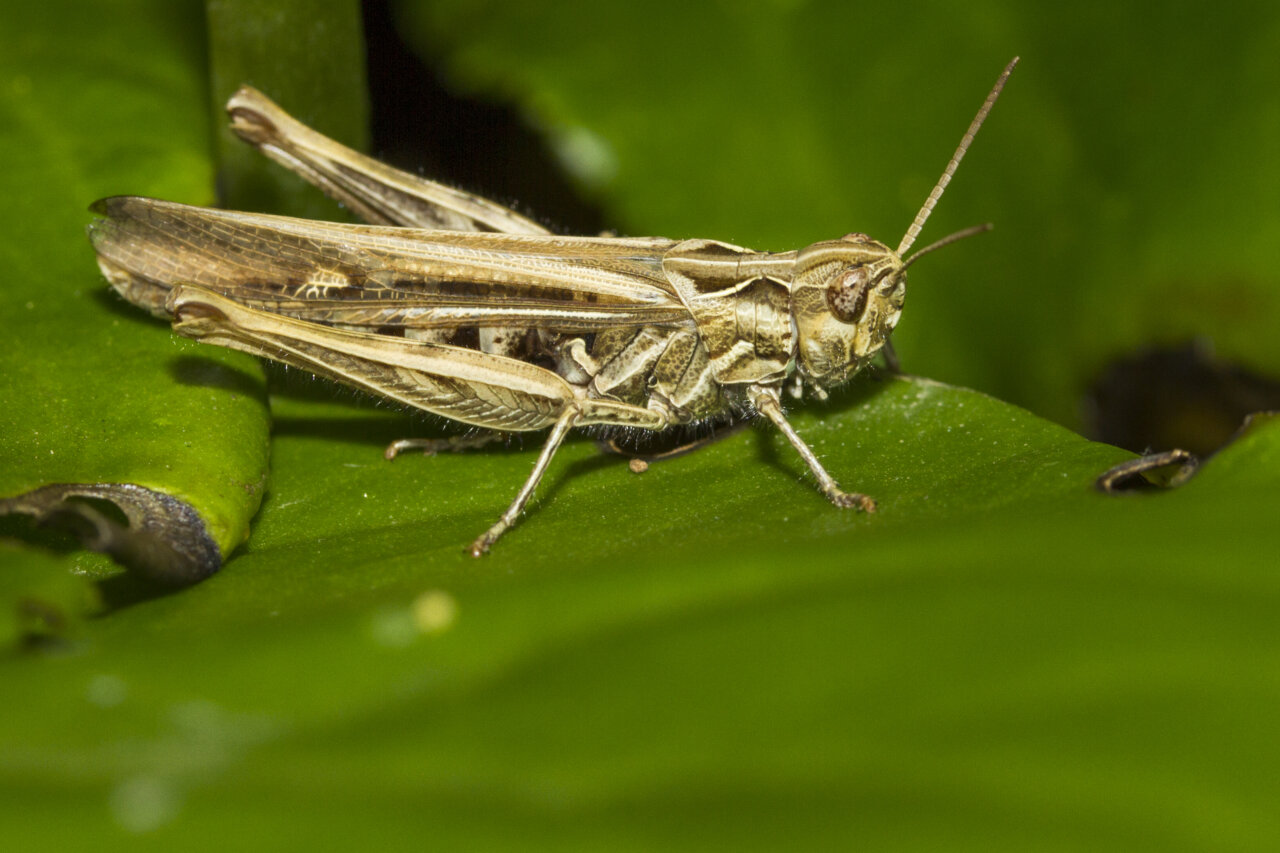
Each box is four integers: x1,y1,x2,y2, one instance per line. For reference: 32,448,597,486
86,674,127,708
110,776,180,833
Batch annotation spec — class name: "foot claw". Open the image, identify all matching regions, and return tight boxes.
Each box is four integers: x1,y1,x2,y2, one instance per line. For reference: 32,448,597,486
469,532,497,557
384,438,437,460
387,433,509,460
386,438,451,460
828,489,876,512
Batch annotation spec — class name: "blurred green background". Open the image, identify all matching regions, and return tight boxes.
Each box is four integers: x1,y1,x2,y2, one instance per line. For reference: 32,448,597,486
2,1,1279,849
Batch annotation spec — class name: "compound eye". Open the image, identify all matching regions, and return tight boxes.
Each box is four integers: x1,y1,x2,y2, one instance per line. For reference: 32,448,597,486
826,266,871,324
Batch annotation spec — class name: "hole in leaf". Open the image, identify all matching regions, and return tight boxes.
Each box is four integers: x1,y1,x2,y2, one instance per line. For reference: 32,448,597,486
64,495,132,529
1085,341,1280,456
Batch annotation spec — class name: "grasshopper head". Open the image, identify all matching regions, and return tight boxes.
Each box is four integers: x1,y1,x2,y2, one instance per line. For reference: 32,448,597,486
791,234,906,385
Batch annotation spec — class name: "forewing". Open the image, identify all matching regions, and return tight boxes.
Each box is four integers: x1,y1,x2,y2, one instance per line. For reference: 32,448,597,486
88,197,689,332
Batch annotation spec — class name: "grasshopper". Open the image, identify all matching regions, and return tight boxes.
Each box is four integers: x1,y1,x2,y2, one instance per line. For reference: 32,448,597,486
89,58,1017,556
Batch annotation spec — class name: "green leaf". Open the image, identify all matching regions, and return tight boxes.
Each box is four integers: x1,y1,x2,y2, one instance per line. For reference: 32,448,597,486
4,379,1280,847
0,540,101,646
0,0,268,580
0,0,367,581
4,2,1280,849
208,0,369,217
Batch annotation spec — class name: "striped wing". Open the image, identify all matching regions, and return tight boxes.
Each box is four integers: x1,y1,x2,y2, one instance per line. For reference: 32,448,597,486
88,197,689,333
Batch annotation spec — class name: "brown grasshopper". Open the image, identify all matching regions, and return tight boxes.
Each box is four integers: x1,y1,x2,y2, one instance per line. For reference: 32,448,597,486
89,58,1017,556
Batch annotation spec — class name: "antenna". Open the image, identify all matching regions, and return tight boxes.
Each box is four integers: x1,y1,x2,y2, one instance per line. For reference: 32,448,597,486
896,56,1019,257
902,223,992,269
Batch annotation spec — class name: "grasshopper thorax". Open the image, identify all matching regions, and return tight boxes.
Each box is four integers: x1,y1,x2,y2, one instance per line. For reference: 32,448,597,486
791,234,906,386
